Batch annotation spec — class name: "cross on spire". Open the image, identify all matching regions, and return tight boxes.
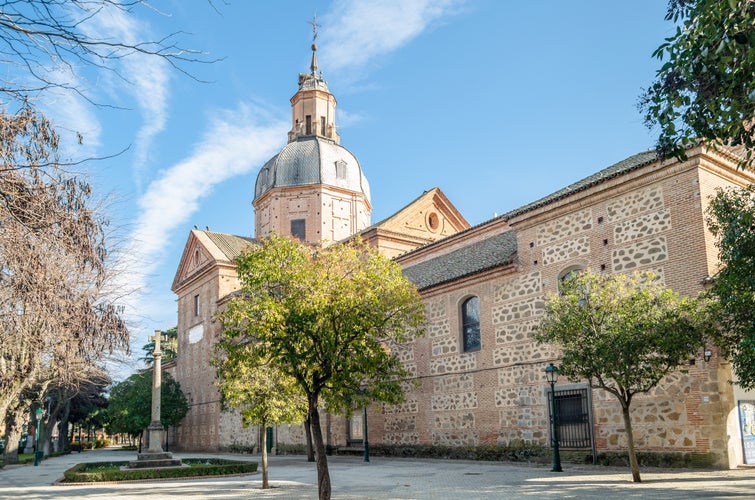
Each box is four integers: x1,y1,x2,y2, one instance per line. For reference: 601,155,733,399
308,13,320,44
307,13,320,76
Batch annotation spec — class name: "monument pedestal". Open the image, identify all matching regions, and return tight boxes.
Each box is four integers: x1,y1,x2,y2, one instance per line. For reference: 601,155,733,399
128,420,183,468
128,452,183,468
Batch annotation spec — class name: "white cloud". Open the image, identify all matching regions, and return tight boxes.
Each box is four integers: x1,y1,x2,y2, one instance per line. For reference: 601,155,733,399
337,107,366,129
320,0,466,76
129,104,287,284
118,104,286,364
40,76,103,161
83,5,171,191
126,53,170,191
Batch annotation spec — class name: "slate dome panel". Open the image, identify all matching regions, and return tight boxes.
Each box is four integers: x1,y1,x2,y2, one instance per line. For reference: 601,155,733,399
254,136,370,203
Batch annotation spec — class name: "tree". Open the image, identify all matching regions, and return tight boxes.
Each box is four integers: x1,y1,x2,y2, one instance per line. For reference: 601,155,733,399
640,0,755,170
213,354,306,489
537,270,714,483
57,375,111,453
0,0,208,107
218,234,426,500
141,327,178,367
706,184,755,388
106,370,188,446
0,104,128,427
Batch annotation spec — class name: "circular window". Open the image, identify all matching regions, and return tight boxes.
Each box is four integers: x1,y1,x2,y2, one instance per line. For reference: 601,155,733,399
427,212,439,232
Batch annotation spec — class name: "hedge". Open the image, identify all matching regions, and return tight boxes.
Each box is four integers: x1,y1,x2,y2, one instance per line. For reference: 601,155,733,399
62,458,258,482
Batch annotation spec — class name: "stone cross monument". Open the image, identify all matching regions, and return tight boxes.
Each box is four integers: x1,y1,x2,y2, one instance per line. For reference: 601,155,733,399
129,329,181,468
145,329,166,454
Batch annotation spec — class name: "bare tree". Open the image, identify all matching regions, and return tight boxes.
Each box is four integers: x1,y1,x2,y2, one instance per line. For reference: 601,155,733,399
0,104,128,435
0,0,210,106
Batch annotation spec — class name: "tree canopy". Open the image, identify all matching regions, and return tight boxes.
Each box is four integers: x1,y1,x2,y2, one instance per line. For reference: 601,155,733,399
106,370,188,439
537,270,714,483
0,104,128,427
706,184,755,389
214,353,306,488
141,327,178,367
640,0,755,169
218,234,425,500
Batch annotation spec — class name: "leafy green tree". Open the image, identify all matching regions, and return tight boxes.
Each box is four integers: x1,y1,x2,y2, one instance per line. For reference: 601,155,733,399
140,327,178,366
106,371,188,445
640,0,755,169
218,234,425,500
706,184,755,388
537,270,714,483
213,354,306,489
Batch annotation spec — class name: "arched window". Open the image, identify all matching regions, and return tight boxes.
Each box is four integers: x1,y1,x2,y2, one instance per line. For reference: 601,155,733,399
558,266,584,294
559,265,584,283
461,296,481,352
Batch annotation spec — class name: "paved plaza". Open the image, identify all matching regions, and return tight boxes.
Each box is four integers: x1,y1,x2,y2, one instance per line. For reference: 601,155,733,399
1,448,754,499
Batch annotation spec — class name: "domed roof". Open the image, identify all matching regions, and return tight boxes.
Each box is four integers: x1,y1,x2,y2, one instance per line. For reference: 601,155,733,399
254,136,371,203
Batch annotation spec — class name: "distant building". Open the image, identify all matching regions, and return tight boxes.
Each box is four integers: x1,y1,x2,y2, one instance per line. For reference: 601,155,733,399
170,41,755,468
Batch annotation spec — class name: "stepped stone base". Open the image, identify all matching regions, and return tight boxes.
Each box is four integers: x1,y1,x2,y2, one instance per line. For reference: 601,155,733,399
127,451,184,469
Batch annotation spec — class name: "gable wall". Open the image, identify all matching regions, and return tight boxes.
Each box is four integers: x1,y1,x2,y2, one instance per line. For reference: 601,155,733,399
173,264,240,451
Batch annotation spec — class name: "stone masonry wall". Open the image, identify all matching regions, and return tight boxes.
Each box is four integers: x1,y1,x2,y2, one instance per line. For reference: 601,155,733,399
375,161,733,465
509,163,729,463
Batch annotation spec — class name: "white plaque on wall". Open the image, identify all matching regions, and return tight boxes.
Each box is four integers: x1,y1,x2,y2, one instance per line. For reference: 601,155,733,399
188,324,204,344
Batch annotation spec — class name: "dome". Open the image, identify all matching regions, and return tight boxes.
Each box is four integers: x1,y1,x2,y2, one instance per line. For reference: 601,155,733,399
254,136,371,203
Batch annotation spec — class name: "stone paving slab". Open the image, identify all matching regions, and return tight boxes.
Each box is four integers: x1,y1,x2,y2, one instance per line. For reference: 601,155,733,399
1,448,754,499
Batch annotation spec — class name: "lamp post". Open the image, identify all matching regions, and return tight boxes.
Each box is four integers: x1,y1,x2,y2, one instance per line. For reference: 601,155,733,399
33,407,44,466
363,404,370,463
545,363,562,472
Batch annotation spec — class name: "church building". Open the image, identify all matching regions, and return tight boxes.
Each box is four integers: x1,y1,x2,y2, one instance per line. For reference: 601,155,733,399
170,41,755,468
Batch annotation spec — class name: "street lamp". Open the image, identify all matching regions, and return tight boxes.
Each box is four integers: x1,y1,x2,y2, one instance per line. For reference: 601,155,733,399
545,363,562,472
363,404,370,463
33,407,44,466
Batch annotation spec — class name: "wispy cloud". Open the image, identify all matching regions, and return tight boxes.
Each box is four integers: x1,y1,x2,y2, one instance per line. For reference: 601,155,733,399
41,80,103,162
337,107,366,129
84,5,171,192
128,104,287,285
319,0,466,77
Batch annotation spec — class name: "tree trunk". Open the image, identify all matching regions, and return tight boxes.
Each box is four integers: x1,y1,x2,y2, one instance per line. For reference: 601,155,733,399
309,399,331,500
58,400,70,453
3,410,23,464
260,424,270,489
305,415,315,462
43,426,52,456
621,403,642,483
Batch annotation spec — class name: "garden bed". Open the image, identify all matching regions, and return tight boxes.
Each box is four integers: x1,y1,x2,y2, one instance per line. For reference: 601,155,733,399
62,458,258,482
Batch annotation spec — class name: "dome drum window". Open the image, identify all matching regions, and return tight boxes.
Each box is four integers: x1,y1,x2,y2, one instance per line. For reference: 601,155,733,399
335,160,347,179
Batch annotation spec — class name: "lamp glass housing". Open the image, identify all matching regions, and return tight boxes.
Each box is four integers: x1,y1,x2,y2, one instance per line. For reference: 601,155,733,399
545,363,559,384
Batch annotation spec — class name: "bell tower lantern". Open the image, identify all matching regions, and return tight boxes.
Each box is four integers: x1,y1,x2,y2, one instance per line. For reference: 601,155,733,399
253,18,371,245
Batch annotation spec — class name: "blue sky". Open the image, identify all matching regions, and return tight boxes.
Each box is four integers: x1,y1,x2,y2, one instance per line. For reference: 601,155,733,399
33,1,673,376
